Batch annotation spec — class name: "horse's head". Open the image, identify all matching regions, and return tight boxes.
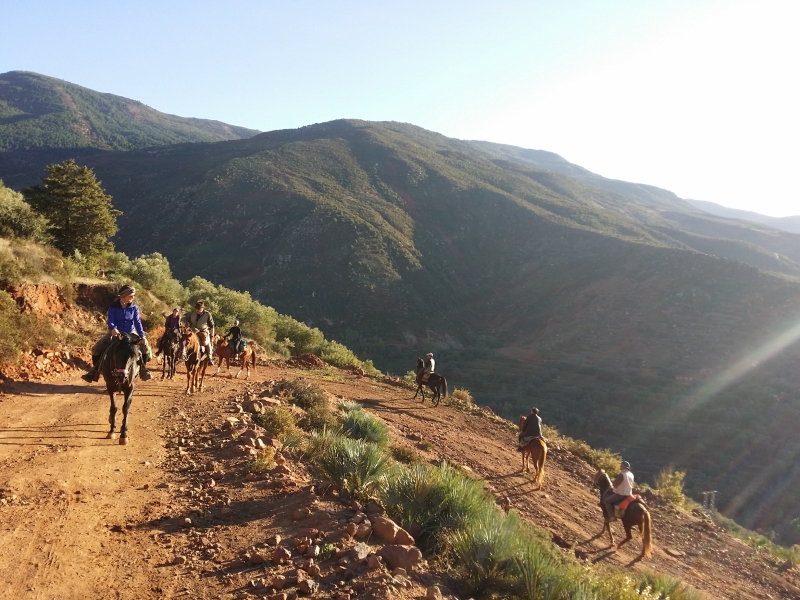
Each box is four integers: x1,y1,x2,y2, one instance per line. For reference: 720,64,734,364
108,334,140,385
178,327,195,360
592,469,611,489
415,357,424,372
518,415,527,431
216,337,229,348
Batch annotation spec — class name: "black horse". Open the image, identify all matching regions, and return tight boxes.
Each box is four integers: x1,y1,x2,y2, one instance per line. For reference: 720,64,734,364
100,332,142,445
592,470,652,559
412,357,448,407
160,327,181,380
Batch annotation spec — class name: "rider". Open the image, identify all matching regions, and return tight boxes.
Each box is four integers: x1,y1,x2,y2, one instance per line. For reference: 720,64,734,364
185,300,215,365
81,284,153,382
518,407,543,450
155,307,181,357
224,320,242,355
604,461,635,521
421,352,435,383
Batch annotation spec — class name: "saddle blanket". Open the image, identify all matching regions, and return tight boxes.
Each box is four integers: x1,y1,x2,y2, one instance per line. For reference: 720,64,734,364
618,494,641,512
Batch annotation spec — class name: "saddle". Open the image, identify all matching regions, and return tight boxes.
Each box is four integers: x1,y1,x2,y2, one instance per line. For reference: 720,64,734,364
610,494,642,520
420,371,435,384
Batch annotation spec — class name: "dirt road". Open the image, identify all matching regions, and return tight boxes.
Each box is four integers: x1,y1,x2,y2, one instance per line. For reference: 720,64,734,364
0,365,798,599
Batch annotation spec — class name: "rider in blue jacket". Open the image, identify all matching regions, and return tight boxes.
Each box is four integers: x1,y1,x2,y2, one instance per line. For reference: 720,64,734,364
82,285,153,382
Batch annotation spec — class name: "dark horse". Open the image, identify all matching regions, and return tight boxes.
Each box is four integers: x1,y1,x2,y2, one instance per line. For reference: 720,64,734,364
213,337,257,379
412,357,448,407
592,470,653,559
179,327,210,395
100,332,142,445
517,415,547,488
160,327,181,380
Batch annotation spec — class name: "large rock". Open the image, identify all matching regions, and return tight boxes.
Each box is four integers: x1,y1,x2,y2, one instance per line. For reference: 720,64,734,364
394,528,415,545
372,516,400,542
376,545,423,571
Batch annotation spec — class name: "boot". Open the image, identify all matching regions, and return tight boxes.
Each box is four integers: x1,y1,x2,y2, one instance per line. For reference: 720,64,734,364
81,355,101,382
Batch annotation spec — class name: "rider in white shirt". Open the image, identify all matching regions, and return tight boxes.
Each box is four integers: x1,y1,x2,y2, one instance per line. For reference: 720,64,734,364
604,461,634,520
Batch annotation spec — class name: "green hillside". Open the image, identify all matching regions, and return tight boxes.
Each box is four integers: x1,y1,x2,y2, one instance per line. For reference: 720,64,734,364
0,71,259,152
3,116,800,543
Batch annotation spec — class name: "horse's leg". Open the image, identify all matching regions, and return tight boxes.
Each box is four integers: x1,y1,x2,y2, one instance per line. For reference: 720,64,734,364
617,523,633,550
119,386,133,445
107,390,118,440
185,364,193,395
161,354,167,380
198,363,207,392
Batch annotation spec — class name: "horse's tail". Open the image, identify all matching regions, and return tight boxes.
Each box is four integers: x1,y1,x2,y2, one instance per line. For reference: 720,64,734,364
441,376,448,397
250,348,257,372
536,439,547,487
641,507,653,558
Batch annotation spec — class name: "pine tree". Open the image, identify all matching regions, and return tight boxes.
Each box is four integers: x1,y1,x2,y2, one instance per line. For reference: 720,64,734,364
23,159,121,258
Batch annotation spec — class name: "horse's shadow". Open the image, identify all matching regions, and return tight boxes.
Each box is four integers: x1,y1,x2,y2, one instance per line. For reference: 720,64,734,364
1,381,105,395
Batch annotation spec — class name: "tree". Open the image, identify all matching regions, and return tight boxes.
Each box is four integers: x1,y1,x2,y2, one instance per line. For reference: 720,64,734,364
0,180,50,242
23,159,121,258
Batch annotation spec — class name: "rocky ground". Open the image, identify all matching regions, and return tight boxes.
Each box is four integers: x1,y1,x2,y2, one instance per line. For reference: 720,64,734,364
0,358,798,600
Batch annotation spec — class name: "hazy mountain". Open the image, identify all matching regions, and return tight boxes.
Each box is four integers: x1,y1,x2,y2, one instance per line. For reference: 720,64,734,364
0,71,259,153
688,198,800,235
2,84,800,541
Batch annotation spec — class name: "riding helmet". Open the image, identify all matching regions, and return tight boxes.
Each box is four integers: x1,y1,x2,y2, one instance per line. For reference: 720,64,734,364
620,461,631,469
118,285,136,297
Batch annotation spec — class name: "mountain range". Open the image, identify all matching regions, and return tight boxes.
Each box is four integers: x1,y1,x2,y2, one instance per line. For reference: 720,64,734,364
2,72,800,543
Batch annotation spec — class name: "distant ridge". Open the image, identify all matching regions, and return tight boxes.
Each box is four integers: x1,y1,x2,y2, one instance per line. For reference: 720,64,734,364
687,198,800,235
0,71,260,152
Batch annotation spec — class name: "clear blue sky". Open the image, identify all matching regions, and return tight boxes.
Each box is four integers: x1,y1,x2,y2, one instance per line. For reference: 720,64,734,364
3,0,797,216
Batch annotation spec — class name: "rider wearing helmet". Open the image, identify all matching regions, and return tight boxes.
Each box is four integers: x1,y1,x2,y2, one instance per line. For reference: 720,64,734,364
81,284,153,382
518,407,543,449
604,461,635,521
224,320,242,355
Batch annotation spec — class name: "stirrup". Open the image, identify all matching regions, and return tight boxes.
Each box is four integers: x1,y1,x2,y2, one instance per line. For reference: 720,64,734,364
81,370,99,383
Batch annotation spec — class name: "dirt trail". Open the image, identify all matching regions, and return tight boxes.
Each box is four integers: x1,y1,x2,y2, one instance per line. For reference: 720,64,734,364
0,365,798,600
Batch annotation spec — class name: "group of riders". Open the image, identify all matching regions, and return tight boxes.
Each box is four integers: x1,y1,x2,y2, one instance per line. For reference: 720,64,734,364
519,407,637,524
81,286,635,526
81,287,247,384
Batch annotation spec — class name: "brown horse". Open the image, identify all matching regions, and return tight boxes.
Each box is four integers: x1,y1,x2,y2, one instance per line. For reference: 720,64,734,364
517,415,547,488
592,470,653,559
213,337,257,379
179,327,209,394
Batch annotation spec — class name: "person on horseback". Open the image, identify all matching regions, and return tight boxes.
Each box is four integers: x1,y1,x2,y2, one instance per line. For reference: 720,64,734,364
224,320,242,356
604,461,635,521
518,407,543,450
155,308,181,357
185,301,215,365
421,352,435,383
81,285,153,382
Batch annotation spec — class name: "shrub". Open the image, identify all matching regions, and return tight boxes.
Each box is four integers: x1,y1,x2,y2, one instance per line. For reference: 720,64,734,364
0,290,63,364
654,468,687,508
299,402,339,432
381,461,493,551
290,379,328,410
254,405,298,440
391,445,423,465
126,252,185,305
450,508,525,594
318,340,361,368
274,313,324,355
448,387,476,410
403,370,418,386
315,436,391,500
247,448,276,473
338,399,363,414
341,409,390,447
305,427,341,460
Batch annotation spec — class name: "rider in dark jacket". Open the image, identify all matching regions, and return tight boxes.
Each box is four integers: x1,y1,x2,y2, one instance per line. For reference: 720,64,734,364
518,407,543,448
225,320,242,355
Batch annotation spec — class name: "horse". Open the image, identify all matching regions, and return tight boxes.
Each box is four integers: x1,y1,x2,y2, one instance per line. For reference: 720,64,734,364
517,415,547,488
213,337,257,379
179,327,210,394
592,470,653,560
99,332,142,445
411,357,448,406
160,327,181,380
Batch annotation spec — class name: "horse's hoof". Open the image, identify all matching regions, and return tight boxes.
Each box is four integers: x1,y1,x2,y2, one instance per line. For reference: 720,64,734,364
119,437,128,445
107,432,117,440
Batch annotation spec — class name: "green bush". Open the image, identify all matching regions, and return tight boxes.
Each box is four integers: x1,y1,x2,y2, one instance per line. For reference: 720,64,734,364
254,405,299,440
247,448,276,473
654,468,687,508
274,313,324,355
341,409,390,447
290,379,328,410
381,461,493,551
299,402,339,432
450,508,524,594
304,427,340,460
126,252,185,306
0,180,50,242
448,387,476,410
318,339,361,367
391,445,423,465
315,436,391,500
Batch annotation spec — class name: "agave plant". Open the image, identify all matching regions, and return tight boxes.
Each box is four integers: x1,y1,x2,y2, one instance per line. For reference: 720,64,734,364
341,409,389,447
315,436,391,500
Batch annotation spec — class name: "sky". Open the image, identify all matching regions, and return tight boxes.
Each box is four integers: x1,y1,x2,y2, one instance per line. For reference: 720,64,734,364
2,0,798,216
